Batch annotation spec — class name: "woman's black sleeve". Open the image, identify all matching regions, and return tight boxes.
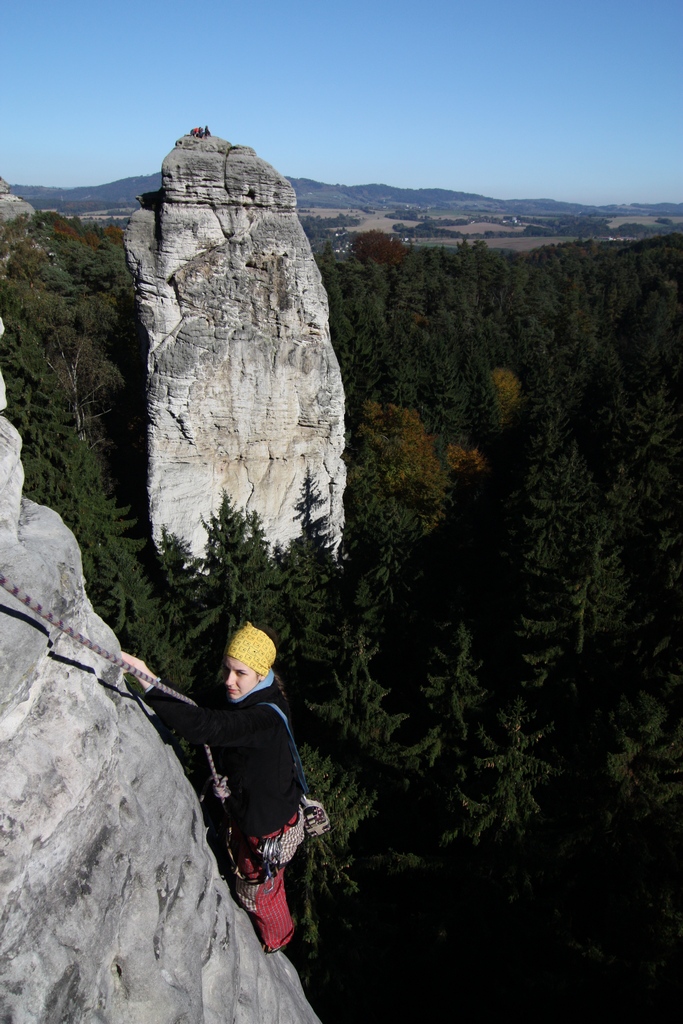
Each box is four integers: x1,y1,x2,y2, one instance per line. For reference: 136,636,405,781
144,684,278,747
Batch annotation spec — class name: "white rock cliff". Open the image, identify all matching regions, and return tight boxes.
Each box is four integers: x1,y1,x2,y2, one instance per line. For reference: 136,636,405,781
0,178,35,222
124,136,346,556
0,333,321,1022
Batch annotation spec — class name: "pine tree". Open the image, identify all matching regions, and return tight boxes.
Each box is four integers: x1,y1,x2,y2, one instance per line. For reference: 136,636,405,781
275,472,343,685
292,468,334,554
153,530,205,684
188,494,282,689
409,622,490,848
319,254,389,423
547,690,683,993
421,621,487,765
288,743,375,965
462,347,502,445
614,388,683,692
453,696,558,846
309,624,408,770
506,395,630,705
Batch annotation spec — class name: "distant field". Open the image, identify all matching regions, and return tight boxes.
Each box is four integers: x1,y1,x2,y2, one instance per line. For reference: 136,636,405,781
31,207,131,224
301,210,524,236
298,207,366,219
298,207,681,256
483,236,577,252
299,209,418,232
607,216,683,229
300,209,683,237
355,214,420,233
410,235,576,252
82,210,130,222
457,220,524,234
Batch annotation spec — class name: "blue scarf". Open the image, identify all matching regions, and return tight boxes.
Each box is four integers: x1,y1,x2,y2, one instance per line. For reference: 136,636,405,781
227,668,274,704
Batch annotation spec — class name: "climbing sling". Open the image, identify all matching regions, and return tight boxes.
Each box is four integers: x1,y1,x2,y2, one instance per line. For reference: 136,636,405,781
257,702,332,837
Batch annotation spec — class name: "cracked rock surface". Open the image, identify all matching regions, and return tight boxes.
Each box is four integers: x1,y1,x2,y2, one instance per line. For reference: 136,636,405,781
124,136,346,555
0,342,320,1022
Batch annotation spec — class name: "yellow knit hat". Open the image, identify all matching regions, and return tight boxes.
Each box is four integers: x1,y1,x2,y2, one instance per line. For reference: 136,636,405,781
225,622,276,677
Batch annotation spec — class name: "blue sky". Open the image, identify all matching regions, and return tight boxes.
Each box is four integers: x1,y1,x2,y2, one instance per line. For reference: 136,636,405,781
1,0,681,204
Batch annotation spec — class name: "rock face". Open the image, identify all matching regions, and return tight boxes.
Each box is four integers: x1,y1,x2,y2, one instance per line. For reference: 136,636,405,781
0,338,320,1022
0,177,35,222
124,136,345,556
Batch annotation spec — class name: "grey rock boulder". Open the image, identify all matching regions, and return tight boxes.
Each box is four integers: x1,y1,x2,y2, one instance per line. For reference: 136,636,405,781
125,136,346,556
0,177,34,222
0,362,320,1022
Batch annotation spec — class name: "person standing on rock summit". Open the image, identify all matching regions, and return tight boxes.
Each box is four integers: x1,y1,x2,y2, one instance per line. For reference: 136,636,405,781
121,623,305,954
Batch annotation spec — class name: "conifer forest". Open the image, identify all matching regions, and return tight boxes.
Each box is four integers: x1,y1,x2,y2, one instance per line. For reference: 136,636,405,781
1,213,682,1018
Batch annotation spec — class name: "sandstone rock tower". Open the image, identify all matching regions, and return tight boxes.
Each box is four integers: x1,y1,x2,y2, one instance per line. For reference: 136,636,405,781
125,136,345,556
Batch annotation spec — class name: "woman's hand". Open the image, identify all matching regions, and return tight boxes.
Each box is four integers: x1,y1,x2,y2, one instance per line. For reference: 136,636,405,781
120,652,158,691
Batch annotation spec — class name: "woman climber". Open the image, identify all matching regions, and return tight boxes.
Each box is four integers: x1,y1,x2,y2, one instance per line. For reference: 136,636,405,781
121,622,305,954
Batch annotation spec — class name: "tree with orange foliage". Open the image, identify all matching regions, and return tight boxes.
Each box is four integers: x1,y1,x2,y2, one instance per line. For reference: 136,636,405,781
446,444,491,490
491,367,525,429
104,225,124,247
355,401,449,532
350,230,406,267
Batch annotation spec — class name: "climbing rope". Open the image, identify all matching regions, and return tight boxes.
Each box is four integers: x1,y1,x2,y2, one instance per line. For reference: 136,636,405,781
0,571,229,803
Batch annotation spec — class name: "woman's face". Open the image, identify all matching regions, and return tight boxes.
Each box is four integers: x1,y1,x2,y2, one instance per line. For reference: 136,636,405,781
222,656,264,700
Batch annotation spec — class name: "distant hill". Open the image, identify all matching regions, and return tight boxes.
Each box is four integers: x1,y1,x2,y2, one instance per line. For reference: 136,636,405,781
10,173,683,219
289,178,491,210
10,174,162,214
289,178,683,217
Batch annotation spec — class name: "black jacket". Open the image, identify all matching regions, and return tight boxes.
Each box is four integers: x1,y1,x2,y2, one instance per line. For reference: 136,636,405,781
145,679,301,836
